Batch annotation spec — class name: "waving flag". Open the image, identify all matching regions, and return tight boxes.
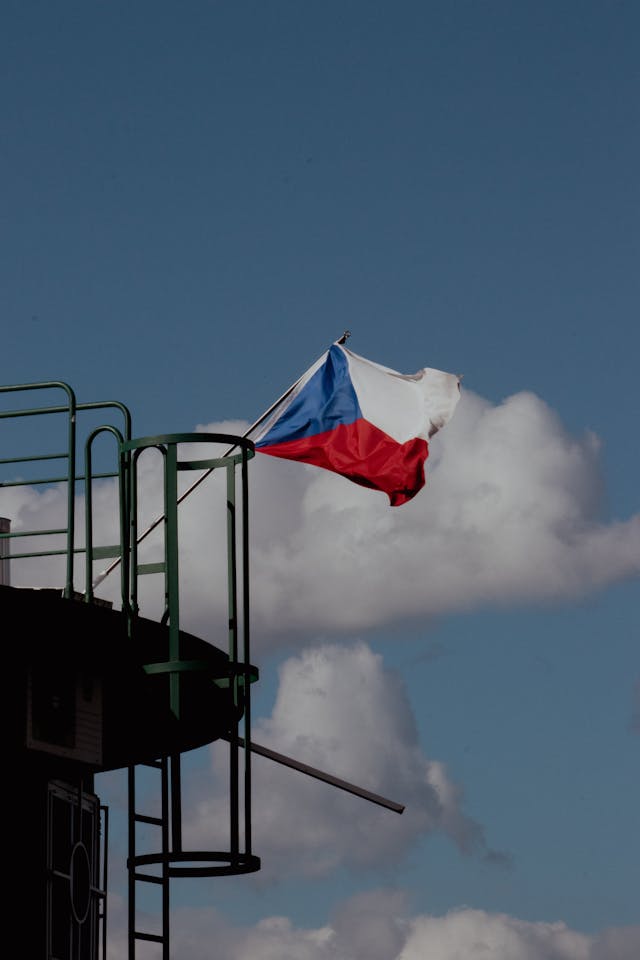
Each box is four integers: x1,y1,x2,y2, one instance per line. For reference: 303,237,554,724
253,344,460,506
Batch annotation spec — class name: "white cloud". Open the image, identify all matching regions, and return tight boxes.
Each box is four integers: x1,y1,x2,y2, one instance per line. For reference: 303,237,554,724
330,888,411,960
399,909,592,960
236,389,639,641
2,392,638,649
130,391,640,647
182,641,502,878
590,926,640,960
105,892,640,960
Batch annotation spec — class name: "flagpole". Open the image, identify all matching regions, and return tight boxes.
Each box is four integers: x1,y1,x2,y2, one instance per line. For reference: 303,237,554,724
91,332,351,591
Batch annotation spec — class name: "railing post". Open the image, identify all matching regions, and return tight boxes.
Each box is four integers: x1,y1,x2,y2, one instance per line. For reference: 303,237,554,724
0,517,10,586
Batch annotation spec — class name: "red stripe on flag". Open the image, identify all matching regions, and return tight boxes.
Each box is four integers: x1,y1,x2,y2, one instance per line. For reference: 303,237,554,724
257,419,429,506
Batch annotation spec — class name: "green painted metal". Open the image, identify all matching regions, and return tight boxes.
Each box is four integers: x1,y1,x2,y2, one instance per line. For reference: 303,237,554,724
84,424,130,604
90,545,122,560
164,441,181,720
2,384,261,959
142,659,251,678
136,561,165,575
241,440,253,854
122,431,258,879
0,382,132,597
3,381,76,594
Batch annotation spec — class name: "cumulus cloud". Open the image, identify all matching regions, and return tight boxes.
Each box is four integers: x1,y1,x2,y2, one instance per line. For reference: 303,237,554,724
182,641,503,878
105,892,640,960
399,910,591,960
235,389,639,641
2,391,638,649
590,926,640,960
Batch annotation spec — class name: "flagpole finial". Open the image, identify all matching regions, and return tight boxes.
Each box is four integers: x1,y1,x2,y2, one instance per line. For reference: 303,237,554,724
337,330,351,344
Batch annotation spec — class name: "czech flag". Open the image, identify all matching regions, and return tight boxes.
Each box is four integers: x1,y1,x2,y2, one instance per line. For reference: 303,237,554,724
253,344,460,506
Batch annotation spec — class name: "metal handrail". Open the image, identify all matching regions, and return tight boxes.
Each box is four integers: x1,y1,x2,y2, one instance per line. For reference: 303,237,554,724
0,382,131,597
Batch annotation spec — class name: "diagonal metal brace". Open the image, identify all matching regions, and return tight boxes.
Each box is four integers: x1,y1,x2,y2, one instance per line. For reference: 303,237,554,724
229,736,404,814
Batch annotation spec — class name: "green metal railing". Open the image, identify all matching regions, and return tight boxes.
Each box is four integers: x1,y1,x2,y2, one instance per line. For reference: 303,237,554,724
1,383,261,960
0,381,131,597
123,433,258,875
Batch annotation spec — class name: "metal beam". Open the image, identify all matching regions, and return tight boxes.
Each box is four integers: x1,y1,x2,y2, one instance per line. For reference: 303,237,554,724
230,736,404,814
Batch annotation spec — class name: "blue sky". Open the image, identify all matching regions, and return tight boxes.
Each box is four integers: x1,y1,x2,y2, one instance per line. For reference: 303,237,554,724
2,3,638,958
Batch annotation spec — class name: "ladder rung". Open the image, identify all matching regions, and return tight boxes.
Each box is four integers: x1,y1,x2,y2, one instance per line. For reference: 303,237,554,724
91,544,121,559
134,813,163,826
134,872,164,885
137,562,165,575
130,760,169,955
134,932,165,944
